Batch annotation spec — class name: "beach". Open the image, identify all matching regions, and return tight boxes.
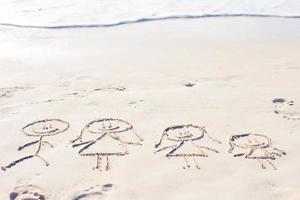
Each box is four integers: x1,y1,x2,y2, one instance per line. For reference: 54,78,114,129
1,17,300,199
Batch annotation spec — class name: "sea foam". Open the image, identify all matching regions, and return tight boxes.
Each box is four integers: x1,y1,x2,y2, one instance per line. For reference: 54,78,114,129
0,0,300,28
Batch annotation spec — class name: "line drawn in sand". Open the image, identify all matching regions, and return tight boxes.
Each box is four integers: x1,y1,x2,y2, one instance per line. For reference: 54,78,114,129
71,118,143,171
154,124,221,169
9,184,48,200
228,133,286,170
71,183,114,200
1,119,69,171
273,98,300,133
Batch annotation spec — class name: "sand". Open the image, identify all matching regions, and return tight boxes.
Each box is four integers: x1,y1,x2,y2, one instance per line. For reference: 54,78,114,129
0,17,300,199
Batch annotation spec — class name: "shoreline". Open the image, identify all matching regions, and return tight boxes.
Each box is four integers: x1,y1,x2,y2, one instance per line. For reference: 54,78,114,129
1,14,300,29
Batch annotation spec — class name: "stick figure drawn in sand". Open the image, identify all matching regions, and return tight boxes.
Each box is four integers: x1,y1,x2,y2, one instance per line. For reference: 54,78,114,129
154,124,221,169
273,98,300,133
1,119,69,171
228,133,286,170
71,118,143,171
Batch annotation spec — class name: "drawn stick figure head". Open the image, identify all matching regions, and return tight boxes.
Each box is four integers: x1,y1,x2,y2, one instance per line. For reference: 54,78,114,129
85,118,133,134
228,133,271,153
22,119,69,137
155,124,205,148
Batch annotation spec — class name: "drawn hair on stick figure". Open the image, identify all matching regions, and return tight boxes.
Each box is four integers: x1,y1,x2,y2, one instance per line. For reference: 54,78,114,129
1,119,69,171
272,98,300,133
228,133,286,170
71,118,143,171
154,124,221,169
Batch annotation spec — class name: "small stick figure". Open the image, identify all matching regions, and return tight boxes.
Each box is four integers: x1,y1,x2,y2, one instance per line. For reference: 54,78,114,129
273,98,300,133
1,119,69,171
154,124,221,169
71,118,143,171
228,133,286,170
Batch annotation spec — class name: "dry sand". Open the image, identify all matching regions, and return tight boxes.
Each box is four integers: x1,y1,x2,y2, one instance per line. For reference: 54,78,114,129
0,17,300,199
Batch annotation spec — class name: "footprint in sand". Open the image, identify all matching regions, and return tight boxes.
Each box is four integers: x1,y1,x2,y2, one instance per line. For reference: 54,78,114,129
272,98,300,133
9,184,48,200
0,86,32,99
71,183,114,200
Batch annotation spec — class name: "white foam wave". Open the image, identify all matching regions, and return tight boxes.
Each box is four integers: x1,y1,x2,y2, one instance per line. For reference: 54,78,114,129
0,0,299,28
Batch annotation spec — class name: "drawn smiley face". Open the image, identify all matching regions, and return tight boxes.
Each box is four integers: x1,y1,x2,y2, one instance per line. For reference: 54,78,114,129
230,134,270,149
22,119,69,137
86,118,133,134
165,124,205,141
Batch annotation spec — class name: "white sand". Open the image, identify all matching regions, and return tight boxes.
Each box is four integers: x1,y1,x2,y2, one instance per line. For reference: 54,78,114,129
0,17,300,199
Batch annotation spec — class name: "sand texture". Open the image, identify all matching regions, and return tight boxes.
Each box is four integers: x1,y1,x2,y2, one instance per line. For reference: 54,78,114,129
0,17,300,199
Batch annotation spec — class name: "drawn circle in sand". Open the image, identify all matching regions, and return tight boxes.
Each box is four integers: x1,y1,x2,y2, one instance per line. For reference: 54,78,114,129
9,184,47,200
22,119,69,137
163,124,205,141
230,133,271,149
86,118,133,134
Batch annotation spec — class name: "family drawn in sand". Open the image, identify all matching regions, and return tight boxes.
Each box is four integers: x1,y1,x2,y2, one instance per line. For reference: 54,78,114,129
1,97,295,172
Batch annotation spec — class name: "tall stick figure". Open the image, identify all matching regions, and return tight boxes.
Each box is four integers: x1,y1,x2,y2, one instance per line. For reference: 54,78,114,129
1,119,69,171
71,118,143,171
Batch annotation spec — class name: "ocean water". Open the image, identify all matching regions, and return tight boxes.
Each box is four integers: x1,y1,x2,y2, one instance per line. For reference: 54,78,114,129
0,0,300,28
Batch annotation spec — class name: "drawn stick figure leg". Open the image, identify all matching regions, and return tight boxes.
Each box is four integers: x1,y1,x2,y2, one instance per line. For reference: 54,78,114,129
183,156,190,169
34,154,49,166
105,156,110,171
290,122,299,134
1,155,34,171
93,155,102,171
266,159,277,170
257,159,266,169
191,156,201,170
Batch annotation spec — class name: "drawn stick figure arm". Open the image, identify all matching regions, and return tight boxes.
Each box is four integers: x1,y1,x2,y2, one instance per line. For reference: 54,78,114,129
205,132,222,144
132,129,144,142
191,141,219,153
72,140,94,148
266,147,287,157
201,127,222,144
154,145,178,154
71,125,87,143
166,141,184,157
110,133,141,146
41,141,54,148
17,140,39,151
